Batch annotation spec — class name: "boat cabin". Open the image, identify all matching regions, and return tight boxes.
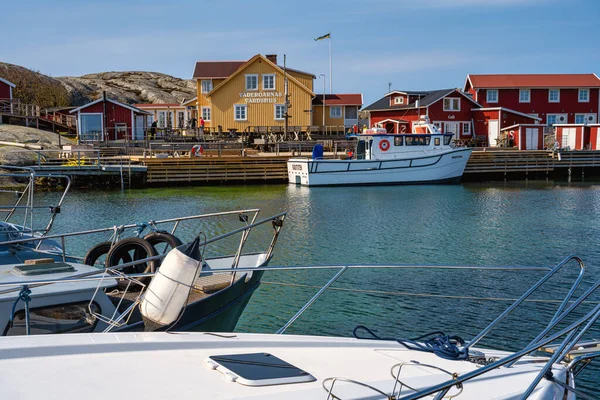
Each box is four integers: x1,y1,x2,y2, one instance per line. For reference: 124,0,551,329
353,118,454,160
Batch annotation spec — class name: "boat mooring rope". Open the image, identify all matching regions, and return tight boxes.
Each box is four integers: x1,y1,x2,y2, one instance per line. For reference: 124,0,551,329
9,285,32,335
261,281,581,304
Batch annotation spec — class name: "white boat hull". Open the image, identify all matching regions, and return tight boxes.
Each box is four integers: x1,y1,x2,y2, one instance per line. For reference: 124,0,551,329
287,148,472,186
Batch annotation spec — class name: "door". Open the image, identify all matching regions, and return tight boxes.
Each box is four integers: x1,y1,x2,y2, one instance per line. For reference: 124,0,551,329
177,110,186,128
525,128,538,150
562,128,577,149
344,106,358,127
134,115,145,140
444,122,460,139
385,122,395,133
488,120,499,147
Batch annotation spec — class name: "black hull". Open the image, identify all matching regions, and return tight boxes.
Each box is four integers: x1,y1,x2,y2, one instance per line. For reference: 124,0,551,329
116,269,265,333
304,176,463,187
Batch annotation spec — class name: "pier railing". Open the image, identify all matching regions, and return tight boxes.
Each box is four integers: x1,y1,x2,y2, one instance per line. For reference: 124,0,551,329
0,99,77,130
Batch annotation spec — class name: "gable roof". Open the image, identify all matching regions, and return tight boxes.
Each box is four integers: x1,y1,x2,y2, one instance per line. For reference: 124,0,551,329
207,54,314,97
193,61,245,79
181,97,198,106
313,94,363,106
465,74,600,90
70,97,152,114
363,88,480,112
471,107,542,121
134,103,184,108
0,77,16,88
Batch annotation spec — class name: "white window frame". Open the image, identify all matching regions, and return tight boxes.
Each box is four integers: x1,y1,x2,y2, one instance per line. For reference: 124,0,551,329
201,107,211,122
274,104,285,120
578,88,589,103
443,97,460,111
262,74,276,91
548,89,560,103
546,114,558,125
245,74,258,91
234,104,247,121
201,79,213,94
79,113,104,141
330,106,342,119
574,114,585,124
394,97,404,105
486,89,498,103
463,122,471,135
519,89,530,103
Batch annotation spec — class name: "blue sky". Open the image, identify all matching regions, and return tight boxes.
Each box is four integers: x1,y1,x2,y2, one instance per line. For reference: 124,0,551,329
2,0,599,105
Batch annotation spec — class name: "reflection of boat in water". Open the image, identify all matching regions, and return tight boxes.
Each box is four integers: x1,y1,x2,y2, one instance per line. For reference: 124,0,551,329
1,256,598,399
0,166,286,335
287,117,472,186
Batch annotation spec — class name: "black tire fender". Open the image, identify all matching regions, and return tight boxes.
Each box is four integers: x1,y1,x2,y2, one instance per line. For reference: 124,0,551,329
106,237,158,275
83,241,132,267
143,231,183,256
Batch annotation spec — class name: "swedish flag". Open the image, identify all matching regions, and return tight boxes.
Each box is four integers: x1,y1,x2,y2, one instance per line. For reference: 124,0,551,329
314,32,331,41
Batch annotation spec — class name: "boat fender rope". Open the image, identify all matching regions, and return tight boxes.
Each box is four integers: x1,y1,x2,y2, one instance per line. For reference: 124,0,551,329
134,222,149,237
9,285,32,335
352,325,469,361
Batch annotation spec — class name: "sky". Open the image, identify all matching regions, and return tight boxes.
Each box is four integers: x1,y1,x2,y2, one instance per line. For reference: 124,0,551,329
2,0,599,106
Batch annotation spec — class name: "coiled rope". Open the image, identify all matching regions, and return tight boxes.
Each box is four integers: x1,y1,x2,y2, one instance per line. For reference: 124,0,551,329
9,285,32,335
353,325,469,361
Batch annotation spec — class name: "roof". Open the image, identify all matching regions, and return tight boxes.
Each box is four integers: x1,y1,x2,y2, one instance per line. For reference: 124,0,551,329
208,54,314,97
282,67,316,79
363,88,475,112
70,97,152,115
465,74,600,89
0,77,16,88
313,94,363,106
181,97,197,106
471,107,542,121
134,103,184,108
192,61,245,79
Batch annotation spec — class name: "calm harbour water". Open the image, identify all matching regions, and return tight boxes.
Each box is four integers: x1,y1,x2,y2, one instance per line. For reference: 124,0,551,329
25,181,600,394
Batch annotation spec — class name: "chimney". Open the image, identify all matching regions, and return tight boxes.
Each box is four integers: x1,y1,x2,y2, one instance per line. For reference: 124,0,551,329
266,54,277,64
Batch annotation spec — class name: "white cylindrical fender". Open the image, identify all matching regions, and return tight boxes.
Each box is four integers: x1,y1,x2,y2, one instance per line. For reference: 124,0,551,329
140,237,201,327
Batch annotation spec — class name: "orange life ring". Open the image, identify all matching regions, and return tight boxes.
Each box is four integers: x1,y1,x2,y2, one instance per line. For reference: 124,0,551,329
379,139,390,151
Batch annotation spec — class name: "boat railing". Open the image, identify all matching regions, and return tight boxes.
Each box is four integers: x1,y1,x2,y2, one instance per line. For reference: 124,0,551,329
0,211,287,296
0,166,71,239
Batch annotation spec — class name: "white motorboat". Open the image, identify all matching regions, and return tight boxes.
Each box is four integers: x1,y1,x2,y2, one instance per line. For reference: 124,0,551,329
0,256,598,399
287,117,472,186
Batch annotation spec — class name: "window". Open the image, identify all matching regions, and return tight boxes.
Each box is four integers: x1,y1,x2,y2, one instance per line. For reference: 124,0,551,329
345,106,358,120
330,106,342,118
434,137,441,146
394,136,404,146
201,79,213,94
463,123,471,135
404,135,431,146
79,113,103,141
177,111,186,128
3,302,100,336
245,74,258,91
444,135,452,145
201,107,211,121
519,89,530,103
262,74,275,90
575,114,585,124
486,89,498,103
234,104,247,121
579,89,589,102
549,89,560,102
394,97,404,105
274,104,285,120
547,114,557,125
443,97,460,111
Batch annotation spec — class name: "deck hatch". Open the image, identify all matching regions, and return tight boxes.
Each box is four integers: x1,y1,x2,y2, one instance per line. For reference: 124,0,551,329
206,353,316,386
13,262,75,276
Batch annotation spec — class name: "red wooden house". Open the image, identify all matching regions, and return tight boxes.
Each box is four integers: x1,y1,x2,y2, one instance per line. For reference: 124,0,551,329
364,88,481,139
70,95,152,141
464,74,600,125
554,124,591,150
0,77,16,100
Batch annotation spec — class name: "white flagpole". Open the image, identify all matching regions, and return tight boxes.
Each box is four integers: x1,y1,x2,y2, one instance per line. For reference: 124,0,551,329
329,35,332,94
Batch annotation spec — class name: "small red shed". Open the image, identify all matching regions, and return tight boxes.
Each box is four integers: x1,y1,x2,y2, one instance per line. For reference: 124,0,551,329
70,95,152,141
0,77,16,100
589,124,600,150
554,124,590,150
471,107,542,147
501,124,545,150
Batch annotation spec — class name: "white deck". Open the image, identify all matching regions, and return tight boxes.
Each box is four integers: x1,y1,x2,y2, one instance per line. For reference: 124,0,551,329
0,332,571,399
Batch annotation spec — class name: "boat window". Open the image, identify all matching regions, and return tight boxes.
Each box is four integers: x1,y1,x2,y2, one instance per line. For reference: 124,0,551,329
444,135,452,145
394,136,403,146
356,140,366,159
3,301,100,336
434,137,440,146
405,135,431,146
